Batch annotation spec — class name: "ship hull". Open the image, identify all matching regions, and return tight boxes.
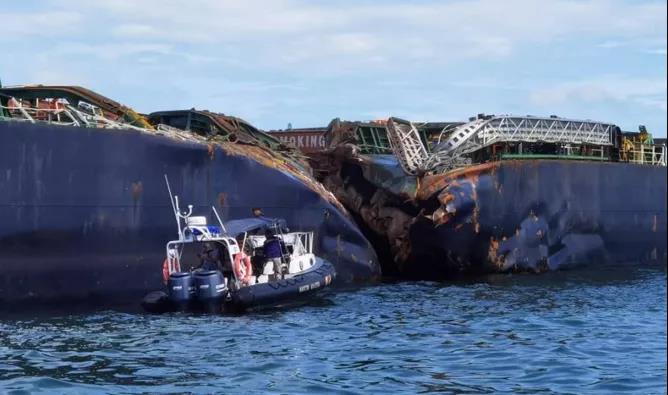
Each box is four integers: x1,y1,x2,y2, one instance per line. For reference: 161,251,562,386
410,160,667,277
319,154,666,278
0,122,379,311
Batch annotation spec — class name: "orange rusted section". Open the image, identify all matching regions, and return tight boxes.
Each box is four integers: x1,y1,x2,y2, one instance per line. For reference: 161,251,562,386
1,85,154,129
439,192,455,205
417,161,499,201
217,192,227,207
207,143,216,160
145,112,349,215
487,236,505,269
131,181,143,200
473,207,481,234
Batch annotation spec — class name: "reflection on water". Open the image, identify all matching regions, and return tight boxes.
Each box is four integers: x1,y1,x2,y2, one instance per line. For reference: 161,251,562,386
1,265,666,394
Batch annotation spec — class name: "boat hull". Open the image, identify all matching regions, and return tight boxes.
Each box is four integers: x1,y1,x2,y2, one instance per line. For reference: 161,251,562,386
230,257,335,311
0,122,379,311
141,258,336,314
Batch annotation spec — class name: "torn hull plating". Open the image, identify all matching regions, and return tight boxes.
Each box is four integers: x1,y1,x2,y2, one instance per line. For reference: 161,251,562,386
0,122,379,310
321,154,666,278
412,160,666,276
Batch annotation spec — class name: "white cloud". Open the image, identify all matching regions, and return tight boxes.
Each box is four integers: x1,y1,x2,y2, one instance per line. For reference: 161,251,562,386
50,42,173,61
635,97,668,112
597,36,667,54
0,11,81,38
2,0,666,134
644,48,667,56
36,0,667,67
530,76,668,112
597,40,626,49
113,24,159,38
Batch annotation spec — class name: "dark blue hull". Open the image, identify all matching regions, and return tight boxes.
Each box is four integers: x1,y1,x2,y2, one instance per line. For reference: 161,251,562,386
0,122,379,311
408,160,667,277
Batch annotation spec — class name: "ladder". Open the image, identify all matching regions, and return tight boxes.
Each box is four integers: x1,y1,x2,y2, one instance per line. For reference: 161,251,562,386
385,117,430,175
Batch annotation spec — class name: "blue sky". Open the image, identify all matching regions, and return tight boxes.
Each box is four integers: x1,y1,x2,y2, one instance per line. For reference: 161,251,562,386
1,0,666,135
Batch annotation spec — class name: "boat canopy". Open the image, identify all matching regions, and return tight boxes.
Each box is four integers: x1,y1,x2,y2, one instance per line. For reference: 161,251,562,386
224,217,289,238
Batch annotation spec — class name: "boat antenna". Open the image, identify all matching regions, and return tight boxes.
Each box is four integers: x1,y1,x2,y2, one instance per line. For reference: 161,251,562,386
274,219,289,258
211,206,227,234
241,231,248,256
164,174,182,237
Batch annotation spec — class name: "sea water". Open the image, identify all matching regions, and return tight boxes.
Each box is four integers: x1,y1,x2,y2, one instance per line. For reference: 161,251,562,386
1,265,666,394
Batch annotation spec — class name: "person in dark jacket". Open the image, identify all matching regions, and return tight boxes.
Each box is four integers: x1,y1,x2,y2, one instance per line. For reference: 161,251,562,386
263,229,284,279
197,243,231,276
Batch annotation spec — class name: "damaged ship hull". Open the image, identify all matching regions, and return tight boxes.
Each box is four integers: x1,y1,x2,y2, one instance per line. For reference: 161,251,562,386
412,160,667,276
0,122,379,310
321,154,667,278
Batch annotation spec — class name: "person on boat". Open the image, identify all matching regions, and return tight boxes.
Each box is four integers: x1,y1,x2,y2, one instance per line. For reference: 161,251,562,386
197,243,232,278
263,228,285,279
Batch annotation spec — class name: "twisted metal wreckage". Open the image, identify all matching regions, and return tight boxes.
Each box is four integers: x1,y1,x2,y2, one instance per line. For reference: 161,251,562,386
308,115,667,278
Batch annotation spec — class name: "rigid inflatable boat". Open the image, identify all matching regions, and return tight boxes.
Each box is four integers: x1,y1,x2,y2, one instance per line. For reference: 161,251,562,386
142,181,335,313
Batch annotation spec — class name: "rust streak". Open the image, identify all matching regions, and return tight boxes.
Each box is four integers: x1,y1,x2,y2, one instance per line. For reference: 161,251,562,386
217,192,227,207
131,181,143,200
207,143,215,160
417,161,499,200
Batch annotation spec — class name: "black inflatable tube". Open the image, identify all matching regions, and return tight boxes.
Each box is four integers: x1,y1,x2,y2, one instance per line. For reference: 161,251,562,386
141,258,336,313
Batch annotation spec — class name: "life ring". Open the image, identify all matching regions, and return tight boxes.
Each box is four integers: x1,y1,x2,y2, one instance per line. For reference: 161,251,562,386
162,256,181,284
162,259,170,283
234,252,253,284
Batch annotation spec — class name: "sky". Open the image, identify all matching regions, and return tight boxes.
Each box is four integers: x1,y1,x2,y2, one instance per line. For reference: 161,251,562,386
1,0,666,135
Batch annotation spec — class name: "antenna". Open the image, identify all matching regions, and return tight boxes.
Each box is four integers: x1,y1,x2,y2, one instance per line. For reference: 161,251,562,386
164,174,182,237
241,231,248,256
212,206,227,234
164,174,176,212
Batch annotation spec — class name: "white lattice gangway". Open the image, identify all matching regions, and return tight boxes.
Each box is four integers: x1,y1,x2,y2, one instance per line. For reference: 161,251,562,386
386,115,631,174
435,115,615,157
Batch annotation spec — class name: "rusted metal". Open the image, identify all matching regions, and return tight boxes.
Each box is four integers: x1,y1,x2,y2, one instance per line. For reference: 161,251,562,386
0,85,153,129
312,117,667,279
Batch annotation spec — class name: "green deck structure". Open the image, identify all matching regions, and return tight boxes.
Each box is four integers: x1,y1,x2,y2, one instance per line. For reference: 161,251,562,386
500,154,610,162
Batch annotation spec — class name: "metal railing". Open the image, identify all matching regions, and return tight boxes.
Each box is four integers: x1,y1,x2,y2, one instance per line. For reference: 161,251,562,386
247,231,314,255
283,232,313,255
435,115,615,157
621,143,667,166
0,101,153,132
1,104,81,126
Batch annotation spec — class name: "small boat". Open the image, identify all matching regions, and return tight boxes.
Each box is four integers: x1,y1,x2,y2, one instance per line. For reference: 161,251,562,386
142,178,336,313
